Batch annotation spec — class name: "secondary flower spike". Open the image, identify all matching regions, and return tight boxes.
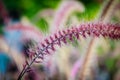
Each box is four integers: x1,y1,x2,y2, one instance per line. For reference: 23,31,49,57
50,0,84,32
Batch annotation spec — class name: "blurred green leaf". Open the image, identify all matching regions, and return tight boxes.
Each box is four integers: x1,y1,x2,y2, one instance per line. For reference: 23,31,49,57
97,46,104,55
3,0,60,18
35,18,49,33
105,58,116,71
0,26,3,35
109,40,116,51
77,0,101,21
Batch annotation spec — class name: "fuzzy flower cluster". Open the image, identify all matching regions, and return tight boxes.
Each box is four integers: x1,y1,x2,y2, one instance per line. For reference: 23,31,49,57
31,22,120,62
18,22,120,80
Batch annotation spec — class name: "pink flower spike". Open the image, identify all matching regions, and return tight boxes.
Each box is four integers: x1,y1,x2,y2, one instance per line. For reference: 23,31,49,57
57,40,61,47
51,45,55,51
29,54,33,60
45,39,50,44
23,64,27,69
25,60,29,65
69,33,73,41
19,22,120,80
54,34,58,39
62,30,66,34
82,31,86,38
38,55,44,59
58,30,63,37
34,60,42,63
76,33,80,39
62,37,67,44
45,49,50,54
67,29,71,34
50,36,54,42
41,43,46,48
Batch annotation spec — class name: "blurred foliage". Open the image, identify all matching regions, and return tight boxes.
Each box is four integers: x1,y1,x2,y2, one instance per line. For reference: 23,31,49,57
0,27,3,35
77,0,101,21
3,0,101,20
112,16,120,22
3,0,60,19
2,0,102,33
35,18,49,33
97,46,104,55
0,19,3,34
105,58,117,72
108,39,116,51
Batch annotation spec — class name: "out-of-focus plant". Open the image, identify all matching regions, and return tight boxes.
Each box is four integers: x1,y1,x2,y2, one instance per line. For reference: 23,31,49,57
50,0,85,32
